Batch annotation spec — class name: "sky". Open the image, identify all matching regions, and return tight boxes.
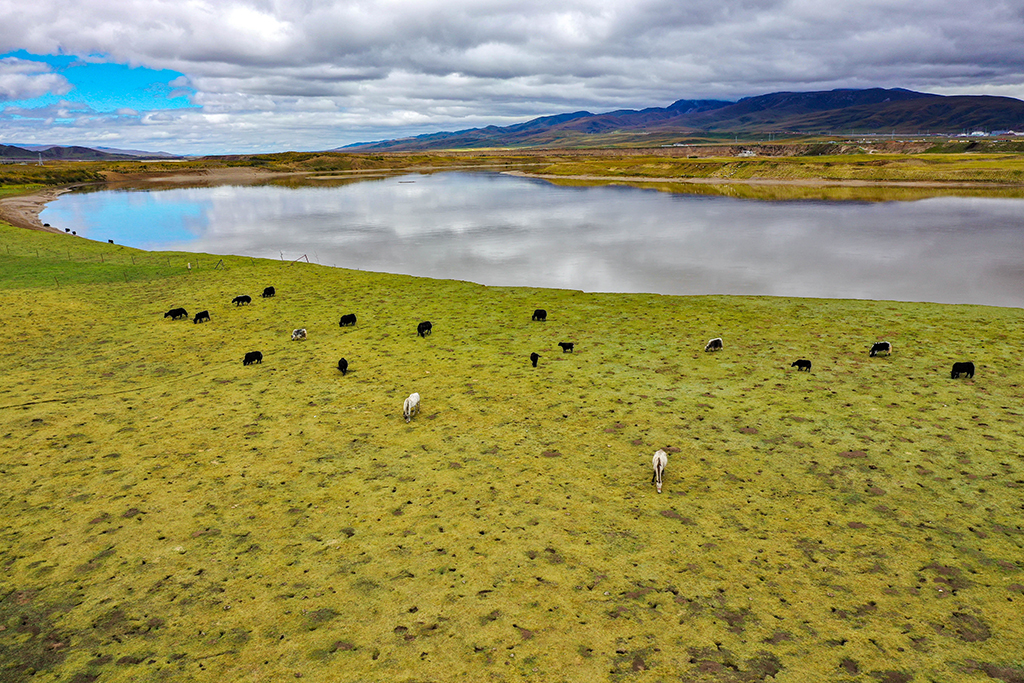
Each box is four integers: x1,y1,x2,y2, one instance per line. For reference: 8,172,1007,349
1,0,1023,155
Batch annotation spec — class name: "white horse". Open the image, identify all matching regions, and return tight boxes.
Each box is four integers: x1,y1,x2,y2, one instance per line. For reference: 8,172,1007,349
403,392,420,423
652,449,668,493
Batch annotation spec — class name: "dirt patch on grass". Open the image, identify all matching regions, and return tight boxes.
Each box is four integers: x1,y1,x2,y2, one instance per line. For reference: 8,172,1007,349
0,590,71,683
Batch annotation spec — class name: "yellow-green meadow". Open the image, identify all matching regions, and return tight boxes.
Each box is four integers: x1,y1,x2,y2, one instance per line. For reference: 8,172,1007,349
1,219,1023,682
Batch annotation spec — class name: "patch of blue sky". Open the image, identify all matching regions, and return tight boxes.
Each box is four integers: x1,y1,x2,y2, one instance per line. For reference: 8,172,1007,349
2,50,197,112
40,190,208,247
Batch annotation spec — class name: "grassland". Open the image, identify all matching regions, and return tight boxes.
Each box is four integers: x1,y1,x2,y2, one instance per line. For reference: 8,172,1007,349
2,207,1024,683
522,152,1024,189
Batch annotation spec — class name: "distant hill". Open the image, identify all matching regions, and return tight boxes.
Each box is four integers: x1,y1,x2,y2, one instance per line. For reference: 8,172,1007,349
92,146,180,159
0,144,181,161
341,88,1024,151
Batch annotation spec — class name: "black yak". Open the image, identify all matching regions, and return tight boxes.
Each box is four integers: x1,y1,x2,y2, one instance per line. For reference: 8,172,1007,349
951,361,975,379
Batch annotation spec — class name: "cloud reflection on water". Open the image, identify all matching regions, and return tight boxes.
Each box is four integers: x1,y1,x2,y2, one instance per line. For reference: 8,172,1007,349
41,172,1024,307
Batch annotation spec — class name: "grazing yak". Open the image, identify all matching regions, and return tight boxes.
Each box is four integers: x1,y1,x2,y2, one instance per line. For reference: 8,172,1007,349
705,337,723,352
404,392,421,422
869,341,892,357
951,361,975,379
262,286,276,298
339,313,357,327
791,359,812,372
652,449,668,494
164,307,188,320
193,310,210,324
243,351,263,366
417,321,432,337
232,295,252,306
530,352,540,367
558,342,575,353
532,309,547,322
291,328,307,341
338,358,349,375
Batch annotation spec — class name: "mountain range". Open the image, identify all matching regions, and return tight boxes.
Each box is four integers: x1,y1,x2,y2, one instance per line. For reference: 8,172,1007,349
6,88,1024,158
341,88,1024,151
0,144,179,161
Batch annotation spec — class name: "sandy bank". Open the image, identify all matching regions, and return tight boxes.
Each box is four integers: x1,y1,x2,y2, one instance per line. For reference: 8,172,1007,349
113,166,300,187
0,187,71,233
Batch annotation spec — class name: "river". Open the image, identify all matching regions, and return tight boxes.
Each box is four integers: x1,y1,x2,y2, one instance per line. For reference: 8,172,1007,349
39,171,1024,307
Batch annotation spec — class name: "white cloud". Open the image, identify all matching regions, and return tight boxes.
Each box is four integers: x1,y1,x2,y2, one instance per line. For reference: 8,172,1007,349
0,0,1022,153
0,57,71,101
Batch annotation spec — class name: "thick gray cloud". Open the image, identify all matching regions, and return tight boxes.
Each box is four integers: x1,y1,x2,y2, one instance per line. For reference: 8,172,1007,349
1,0,1023,153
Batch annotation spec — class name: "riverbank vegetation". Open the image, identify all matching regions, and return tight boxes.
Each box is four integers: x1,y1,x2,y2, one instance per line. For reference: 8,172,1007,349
527,152,1024,187
2,218,1023,682
0,164,105,187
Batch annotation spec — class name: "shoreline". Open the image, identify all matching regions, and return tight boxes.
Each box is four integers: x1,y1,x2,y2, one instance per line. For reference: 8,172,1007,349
0,187,72,233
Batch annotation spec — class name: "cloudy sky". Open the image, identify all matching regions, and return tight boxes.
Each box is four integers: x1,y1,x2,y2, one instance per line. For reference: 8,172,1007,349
2,0,1023,155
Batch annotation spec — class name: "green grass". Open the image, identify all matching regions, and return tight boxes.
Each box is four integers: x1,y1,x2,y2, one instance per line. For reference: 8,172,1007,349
0,222,201,288
0,185,47,199
1,220,1024,682
531,152,1024,187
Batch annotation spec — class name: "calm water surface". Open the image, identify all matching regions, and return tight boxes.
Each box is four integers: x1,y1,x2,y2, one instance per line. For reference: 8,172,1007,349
41,172,1024,307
